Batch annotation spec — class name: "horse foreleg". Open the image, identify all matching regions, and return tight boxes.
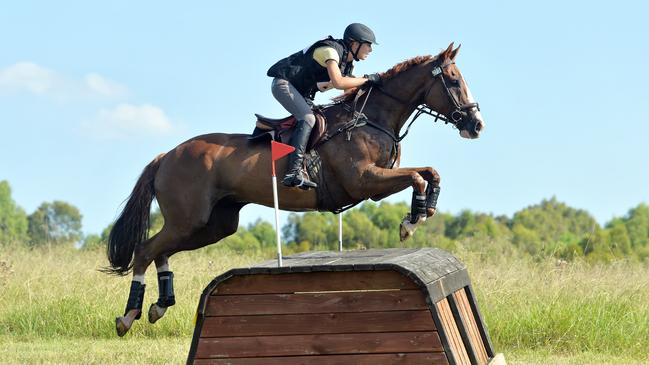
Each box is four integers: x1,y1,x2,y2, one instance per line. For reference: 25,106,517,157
357,165,441,241
148,255,175,324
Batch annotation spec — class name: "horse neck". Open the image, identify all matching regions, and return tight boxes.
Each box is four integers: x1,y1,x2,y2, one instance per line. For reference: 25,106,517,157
364,67,430,136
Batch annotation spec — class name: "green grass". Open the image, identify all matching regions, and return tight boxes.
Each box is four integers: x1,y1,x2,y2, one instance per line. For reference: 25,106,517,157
1,244,649,364
466,252,649,357
0,338,190,365
0,244,266,340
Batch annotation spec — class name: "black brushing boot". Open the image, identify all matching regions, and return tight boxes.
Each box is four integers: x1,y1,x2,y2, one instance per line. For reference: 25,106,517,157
156,271,176,308
124,281,146,319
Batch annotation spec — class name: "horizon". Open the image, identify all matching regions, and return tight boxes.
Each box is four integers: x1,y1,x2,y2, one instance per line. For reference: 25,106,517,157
2,178,646,235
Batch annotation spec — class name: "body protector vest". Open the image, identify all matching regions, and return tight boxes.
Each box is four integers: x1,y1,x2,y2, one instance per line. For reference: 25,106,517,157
267,36,354,100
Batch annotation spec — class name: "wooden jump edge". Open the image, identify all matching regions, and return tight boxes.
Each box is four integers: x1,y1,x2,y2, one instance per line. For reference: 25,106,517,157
489,353,507,365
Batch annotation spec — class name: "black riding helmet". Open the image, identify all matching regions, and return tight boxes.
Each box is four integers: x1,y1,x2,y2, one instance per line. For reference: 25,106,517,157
343,23,377,61
343,23,378,45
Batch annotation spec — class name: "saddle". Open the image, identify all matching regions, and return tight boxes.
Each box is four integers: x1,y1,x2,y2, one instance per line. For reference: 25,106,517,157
248,109,327,151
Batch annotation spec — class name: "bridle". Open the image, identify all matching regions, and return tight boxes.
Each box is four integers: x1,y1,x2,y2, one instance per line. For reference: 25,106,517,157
429,61,480,125
321,59,481,214
369,60,481,141
321,58,482,158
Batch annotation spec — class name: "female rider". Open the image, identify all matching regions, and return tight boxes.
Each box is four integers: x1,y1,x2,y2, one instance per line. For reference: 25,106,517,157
267,23,381,189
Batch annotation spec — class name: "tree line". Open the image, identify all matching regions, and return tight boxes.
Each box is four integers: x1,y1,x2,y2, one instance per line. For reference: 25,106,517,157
0,181,82,246
2,179,648,262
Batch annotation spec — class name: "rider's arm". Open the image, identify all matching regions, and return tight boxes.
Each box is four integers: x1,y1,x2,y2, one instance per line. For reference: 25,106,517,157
326,60,368,90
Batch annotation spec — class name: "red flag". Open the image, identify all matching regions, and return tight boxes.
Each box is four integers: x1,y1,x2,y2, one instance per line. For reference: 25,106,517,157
271,140,295,161
270,140,295,176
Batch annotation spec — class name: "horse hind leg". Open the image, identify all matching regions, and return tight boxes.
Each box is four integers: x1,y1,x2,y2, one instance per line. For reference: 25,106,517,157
115,228,180,337
115,280,146,337
148,255,175,324
145,200,246,326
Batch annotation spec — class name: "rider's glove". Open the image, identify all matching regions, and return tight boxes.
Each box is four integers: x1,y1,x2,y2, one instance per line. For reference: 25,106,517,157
364,73,382,86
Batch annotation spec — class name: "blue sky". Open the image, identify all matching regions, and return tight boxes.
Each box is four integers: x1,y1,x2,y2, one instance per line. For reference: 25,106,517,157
1,1,648,236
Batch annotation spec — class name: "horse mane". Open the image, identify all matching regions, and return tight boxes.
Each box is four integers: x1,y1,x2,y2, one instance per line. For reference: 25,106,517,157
332,54,437,103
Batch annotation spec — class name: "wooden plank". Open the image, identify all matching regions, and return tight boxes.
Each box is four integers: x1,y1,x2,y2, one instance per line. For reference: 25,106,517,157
194,331,442,358
444,298,469,365
205,289,427,316
436,299,458,364
200,310,436,337
436,298,471,365
447,292,479,365
454,289,489,365
465,285,495,357
212,271,418,295
193,352,448,365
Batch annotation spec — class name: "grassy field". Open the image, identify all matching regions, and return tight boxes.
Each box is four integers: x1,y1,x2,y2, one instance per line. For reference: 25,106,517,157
1,244,649,364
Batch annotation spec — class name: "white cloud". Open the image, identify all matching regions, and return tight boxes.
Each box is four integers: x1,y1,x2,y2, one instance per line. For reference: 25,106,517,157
84,73,128,98
0,62,57,94
1,62,172,139
0,62,128,99
83,103,174,139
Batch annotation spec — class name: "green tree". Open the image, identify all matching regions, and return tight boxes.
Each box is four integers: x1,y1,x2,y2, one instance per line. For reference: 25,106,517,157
408,212,455,251
0,181,28,245
620,203,649,249
81,223,112,250
511,223,542,255
359,201,408,231
283,212,338,249
581,228,617,263
275,197,648,261
511,197,598,249
28,201,83,246
82,233,102,250
342,210,383,249
607,221,632,255
83,208,162,250
248,219,276,247
446,210,510,240
221,227,262,254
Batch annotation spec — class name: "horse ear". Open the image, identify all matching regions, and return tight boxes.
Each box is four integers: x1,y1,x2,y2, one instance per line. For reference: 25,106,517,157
442,42,455,59
450,44,461,61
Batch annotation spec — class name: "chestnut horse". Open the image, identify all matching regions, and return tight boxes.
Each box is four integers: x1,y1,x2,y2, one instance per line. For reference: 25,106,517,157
106,43,484,336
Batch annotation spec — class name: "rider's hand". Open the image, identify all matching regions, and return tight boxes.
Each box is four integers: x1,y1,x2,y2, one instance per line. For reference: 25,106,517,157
364,73,382,86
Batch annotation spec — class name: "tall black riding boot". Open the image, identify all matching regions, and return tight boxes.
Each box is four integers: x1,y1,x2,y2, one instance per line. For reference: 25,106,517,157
283,120,318,190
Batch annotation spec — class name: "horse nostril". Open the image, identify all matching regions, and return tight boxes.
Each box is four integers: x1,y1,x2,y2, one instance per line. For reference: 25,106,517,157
474,122,483,133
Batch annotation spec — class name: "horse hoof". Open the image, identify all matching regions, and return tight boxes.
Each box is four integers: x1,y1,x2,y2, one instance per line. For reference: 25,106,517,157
148,303,167,324
115,317,130,337
399,223,412,241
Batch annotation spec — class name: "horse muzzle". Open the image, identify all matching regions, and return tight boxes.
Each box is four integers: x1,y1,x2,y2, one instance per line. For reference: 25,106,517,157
457,108,484,139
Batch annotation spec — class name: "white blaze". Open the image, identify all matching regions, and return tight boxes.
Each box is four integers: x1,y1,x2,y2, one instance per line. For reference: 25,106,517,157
460,74,484,123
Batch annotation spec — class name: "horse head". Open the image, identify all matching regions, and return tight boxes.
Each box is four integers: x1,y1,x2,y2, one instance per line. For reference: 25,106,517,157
422,43,485,139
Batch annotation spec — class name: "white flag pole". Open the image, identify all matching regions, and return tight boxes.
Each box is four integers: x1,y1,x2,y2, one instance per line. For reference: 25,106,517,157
271,161,283,267
338,212,343,252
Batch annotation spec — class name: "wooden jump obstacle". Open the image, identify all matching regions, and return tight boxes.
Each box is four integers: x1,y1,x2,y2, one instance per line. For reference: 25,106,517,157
187,248,506,365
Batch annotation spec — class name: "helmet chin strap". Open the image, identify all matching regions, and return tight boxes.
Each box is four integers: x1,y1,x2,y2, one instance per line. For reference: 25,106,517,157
351,41,365,61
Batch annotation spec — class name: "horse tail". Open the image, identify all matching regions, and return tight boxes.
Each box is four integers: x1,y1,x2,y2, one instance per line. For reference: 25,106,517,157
103,153,165,276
